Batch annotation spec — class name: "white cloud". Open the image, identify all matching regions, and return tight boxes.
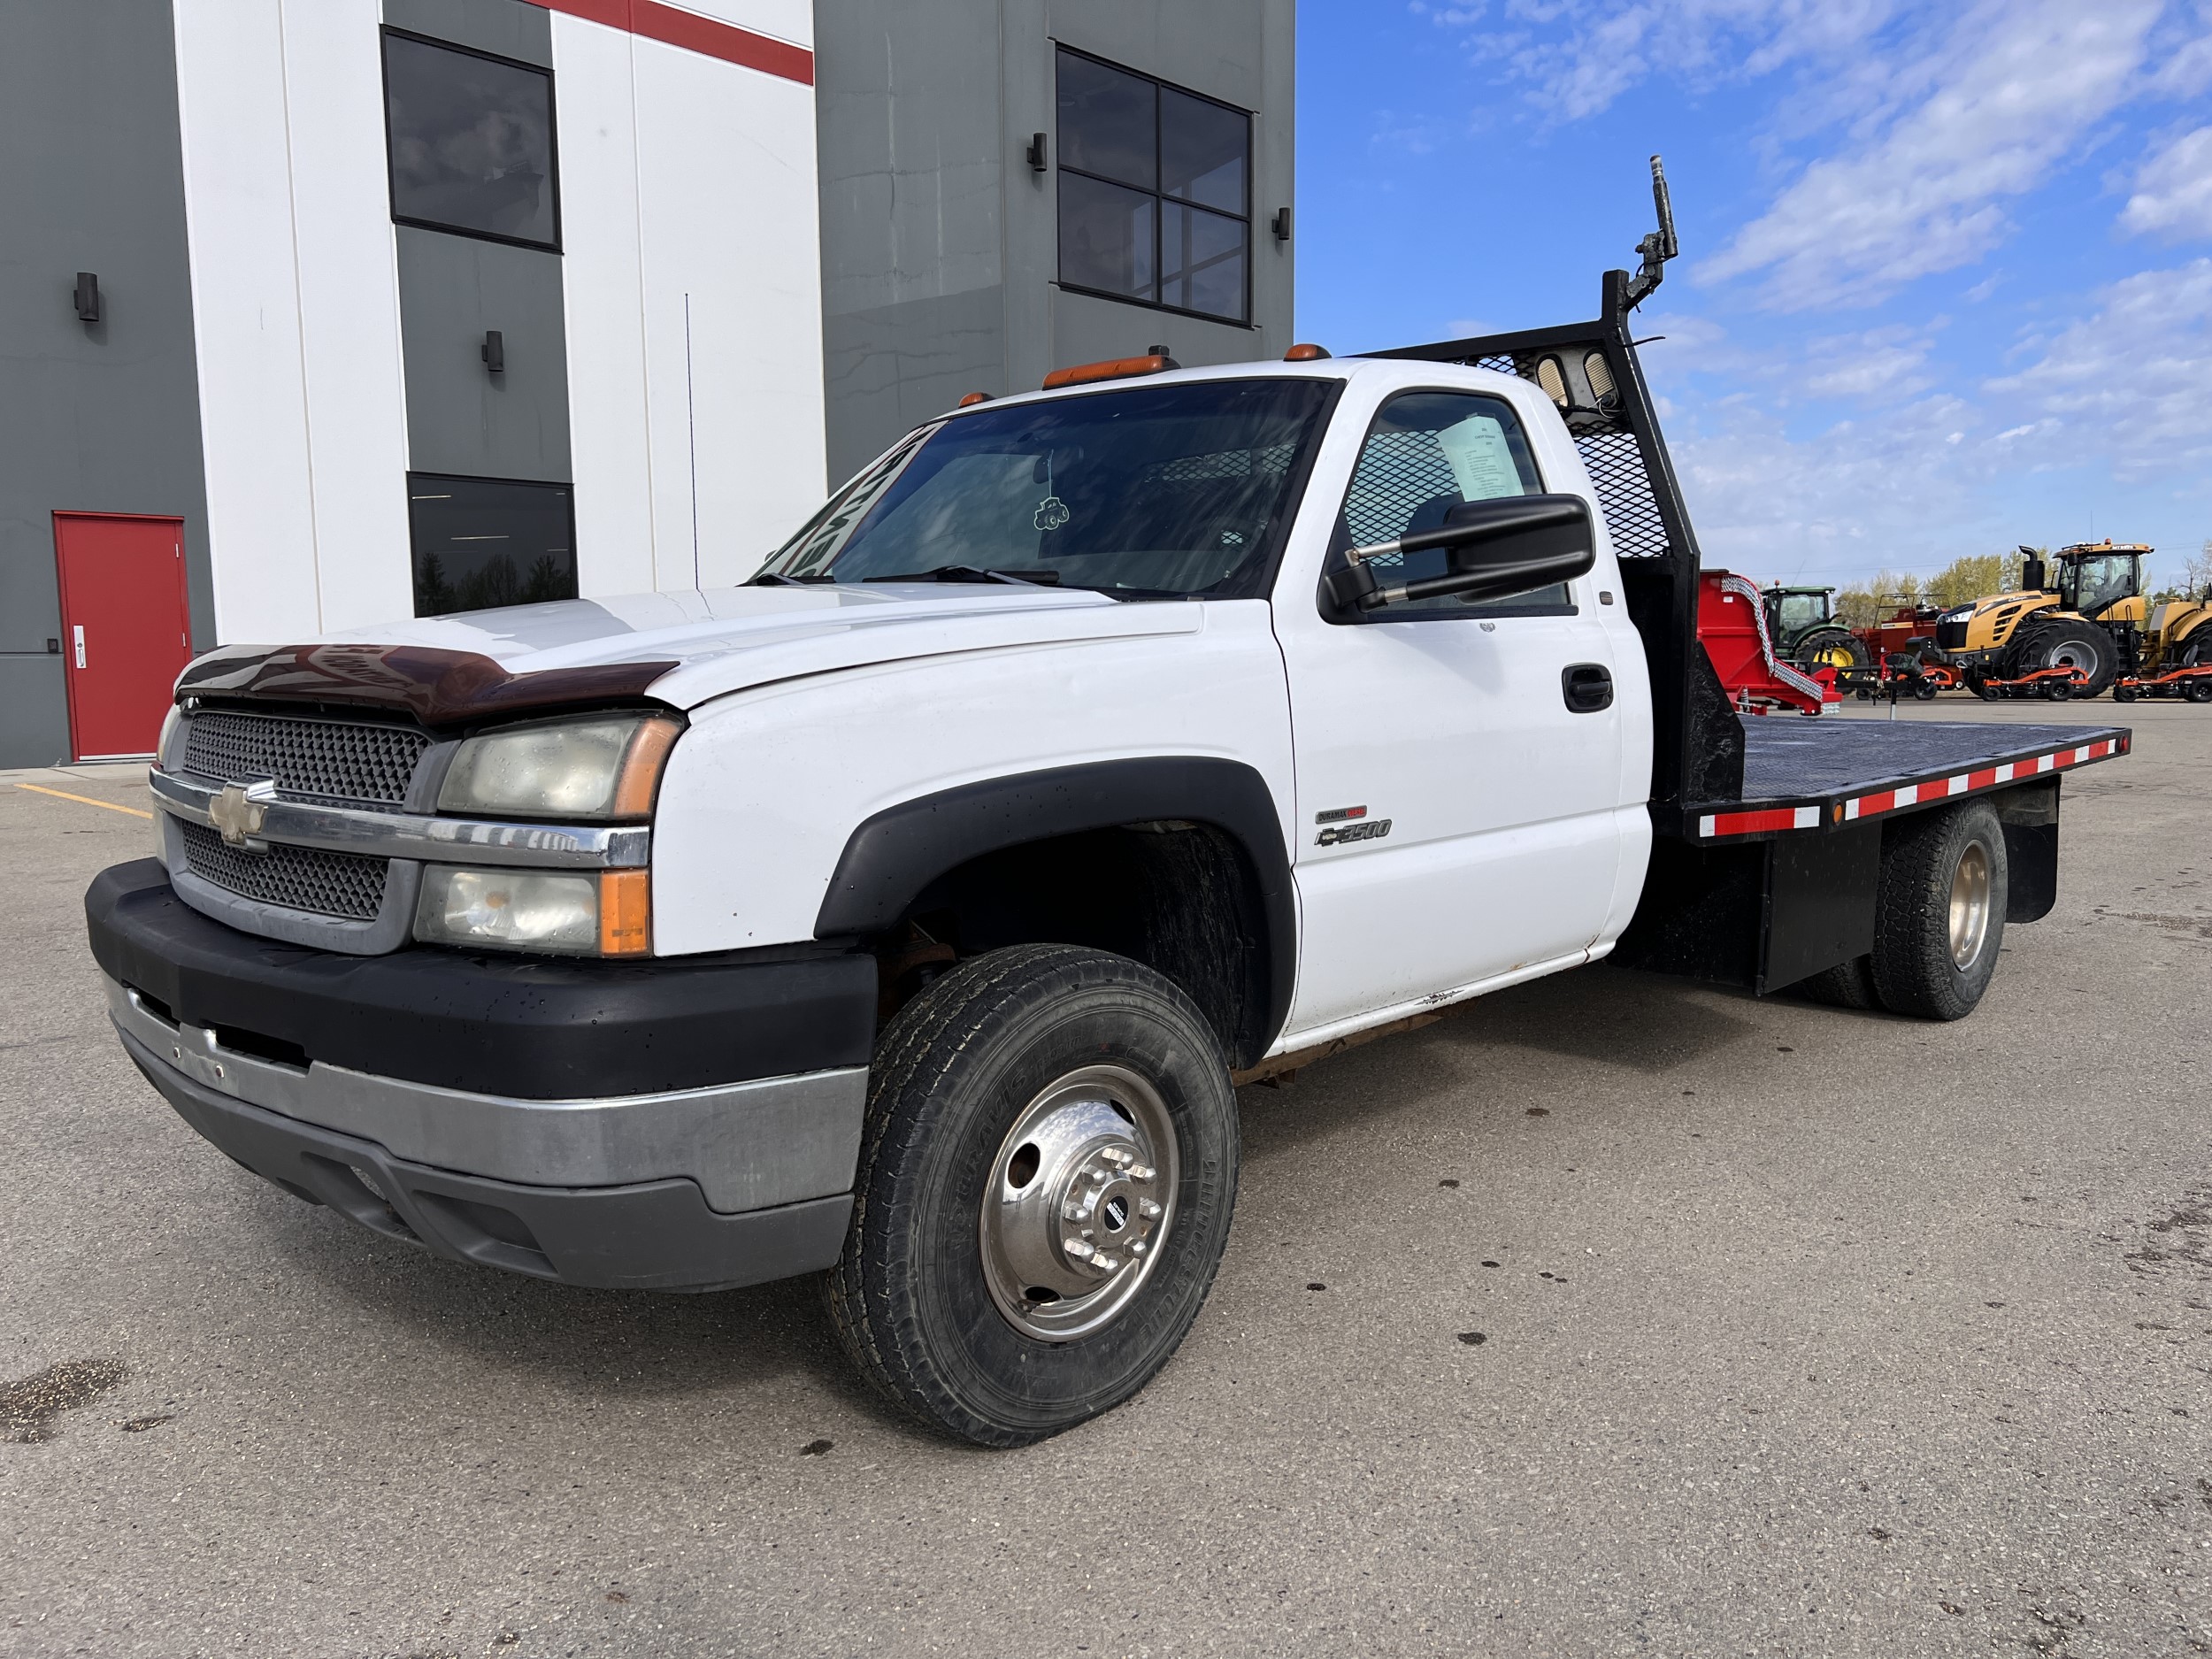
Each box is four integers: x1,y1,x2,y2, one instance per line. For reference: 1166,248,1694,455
1435,0,1901,121
2121,125,2212,241
1983,258,2212,480
1700,0,2164,308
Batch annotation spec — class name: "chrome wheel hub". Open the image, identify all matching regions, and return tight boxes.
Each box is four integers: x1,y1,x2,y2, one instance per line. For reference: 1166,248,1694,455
1948,839,1992,968
979,1064,1178,1341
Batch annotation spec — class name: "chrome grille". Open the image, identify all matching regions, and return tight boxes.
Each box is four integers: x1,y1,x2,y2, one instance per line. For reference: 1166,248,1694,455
182,710,429,807
179,822,388,921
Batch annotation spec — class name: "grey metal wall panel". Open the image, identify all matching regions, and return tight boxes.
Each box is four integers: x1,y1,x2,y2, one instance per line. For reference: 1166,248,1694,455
0,657,72,770
0,0,213,768
814,0,1008,482
396,227,572,483
382,0,551,67
815,0,1293,478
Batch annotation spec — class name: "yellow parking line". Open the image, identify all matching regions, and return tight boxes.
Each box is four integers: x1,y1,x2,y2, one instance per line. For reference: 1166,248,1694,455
14,783,155,820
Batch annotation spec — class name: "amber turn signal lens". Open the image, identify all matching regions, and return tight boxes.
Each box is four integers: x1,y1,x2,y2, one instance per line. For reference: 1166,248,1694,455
598,869,650,956
1283,342,1332,361
611,717,682,820
1041,352,1181,390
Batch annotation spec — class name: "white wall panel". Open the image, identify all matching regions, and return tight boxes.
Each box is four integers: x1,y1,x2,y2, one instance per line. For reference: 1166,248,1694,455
172,0,321,644
633,40,826,588
277,0,413,631
550,13,658,598
659,0,813,50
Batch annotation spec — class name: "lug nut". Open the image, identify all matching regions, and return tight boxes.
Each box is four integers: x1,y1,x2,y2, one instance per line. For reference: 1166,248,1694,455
1065,1239,1094,1260
1140,1199,1163,1219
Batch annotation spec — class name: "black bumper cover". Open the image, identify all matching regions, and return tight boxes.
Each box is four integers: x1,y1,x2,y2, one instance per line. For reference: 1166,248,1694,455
132,1041,849,1291
86,859,877,1099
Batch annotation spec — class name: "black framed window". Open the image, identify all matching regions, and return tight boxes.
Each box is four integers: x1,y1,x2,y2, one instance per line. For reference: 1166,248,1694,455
1324,392,1574,621
408,474,576,617
382,28,559,250
1056,48,1249,325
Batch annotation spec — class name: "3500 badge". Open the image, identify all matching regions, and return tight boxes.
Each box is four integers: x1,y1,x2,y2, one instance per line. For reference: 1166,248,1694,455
1316,818,1392,846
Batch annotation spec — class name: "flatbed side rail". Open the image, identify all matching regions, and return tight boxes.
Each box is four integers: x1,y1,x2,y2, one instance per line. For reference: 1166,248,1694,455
1691,731,2130,842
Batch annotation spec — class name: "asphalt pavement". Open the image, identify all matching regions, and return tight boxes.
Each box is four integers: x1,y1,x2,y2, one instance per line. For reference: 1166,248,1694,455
3,699,2208,1657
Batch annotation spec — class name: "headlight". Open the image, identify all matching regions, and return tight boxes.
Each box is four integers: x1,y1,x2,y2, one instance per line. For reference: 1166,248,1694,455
415,866,650,956
438,714,681,821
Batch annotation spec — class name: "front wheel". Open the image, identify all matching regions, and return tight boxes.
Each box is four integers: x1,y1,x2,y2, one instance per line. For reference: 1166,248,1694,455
1870,801,2008,1021
828,944,1240,1447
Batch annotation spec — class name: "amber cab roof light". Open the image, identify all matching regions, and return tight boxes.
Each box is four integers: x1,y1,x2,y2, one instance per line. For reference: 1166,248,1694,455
1040,351,1180,391
1283,342,1332,361
956,391,993,408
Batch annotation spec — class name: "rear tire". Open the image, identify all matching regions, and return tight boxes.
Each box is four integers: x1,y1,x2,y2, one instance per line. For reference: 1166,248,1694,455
1793,629,1869,673
1914,679,1939,701
2010,618,2115,698
2188,680,2212,704
828,944,1239,1447
1870,801,2008,1022
1795,955,1879,1010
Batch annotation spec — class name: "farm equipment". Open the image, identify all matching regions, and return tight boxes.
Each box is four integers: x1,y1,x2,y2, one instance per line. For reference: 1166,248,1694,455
1934,541,2212,700
1701,572,1835,715
2114,664,2212,703
1763,585,1870,672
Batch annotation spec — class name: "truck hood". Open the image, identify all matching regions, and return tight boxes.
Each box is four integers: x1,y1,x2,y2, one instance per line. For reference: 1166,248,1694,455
180,584,1208,718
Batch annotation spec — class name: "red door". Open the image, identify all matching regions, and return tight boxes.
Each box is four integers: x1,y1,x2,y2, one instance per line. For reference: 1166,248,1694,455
53,513,195,761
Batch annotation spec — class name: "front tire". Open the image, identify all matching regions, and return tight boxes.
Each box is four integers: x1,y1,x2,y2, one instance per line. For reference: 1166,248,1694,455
1870,801,2008,1021
828,944,1240,1447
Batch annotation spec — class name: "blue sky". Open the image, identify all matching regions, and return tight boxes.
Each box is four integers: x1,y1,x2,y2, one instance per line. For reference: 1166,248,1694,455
1295,0,2212,593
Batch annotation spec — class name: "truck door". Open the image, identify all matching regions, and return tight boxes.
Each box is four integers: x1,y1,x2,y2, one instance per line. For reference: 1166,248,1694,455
1272,388,1630,1038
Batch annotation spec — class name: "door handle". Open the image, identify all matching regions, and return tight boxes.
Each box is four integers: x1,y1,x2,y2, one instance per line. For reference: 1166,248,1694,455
1562,662,1612,712
73,625,87,670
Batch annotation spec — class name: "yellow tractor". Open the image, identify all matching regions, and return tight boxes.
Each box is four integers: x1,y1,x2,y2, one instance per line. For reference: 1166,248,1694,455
1932,541,2212,700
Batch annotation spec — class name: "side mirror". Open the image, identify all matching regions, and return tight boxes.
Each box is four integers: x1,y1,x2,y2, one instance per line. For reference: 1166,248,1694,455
1328,495,1596,614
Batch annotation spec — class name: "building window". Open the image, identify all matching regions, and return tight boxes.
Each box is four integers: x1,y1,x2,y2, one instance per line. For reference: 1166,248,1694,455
382,29,559,251
408,474,576,617
1056,48,1249,325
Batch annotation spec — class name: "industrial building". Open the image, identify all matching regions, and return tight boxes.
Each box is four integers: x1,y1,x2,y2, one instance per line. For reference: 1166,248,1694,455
1,0,1294,765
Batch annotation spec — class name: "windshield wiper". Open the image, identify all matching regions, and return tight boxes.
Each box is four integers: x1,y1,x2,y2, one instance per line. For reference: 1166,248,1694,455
860,565,1063,588
748,571,835,587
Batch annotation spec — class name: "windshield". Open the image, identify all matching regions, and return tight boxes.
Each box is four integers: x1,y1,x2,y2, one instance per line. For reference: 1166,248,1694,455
759,378,1338,598
2060,554,2138,616
1775,593,1828,634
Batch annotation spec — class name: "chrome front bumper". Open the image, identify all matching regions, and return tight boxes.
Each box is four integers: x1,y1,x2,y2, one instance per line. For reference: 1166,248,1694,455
104,975,865,1215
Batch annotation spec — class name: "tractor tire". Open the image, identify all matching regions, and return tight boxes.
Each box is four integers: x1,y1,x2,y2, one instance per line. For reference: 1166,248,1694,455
1870,800,2008,1022
2008,618,2116,698
1794,955,1879,1010
1793,629,1869,673
827,943,1239,1447
2189,680,2212,705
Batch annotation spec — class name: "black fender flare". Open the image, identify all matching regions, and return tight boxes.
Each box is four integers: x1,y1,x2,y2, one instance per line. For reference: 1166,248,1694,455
814,757,1296,1058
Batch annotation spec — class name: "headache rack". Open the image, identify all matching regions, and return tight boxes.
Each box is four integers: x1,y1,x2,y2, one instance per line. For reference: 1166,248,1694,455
1363,159,2131,994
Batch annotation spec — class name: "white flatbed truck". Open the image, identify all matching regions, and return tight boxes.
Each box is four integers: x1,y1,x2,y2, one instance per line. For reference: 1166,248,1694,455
88,172,2128,1444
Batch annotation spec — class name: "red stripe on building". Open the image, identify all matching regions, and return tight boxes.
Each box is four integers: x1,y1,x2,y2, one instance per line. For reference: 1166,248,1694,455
528,0,814,84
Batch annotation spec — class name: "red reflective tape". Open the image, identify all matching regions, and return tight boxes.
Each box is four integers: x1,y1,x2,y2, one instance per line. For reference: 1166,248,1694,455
528,0,814,84
1706,806,1805,837
1966,767,2001,791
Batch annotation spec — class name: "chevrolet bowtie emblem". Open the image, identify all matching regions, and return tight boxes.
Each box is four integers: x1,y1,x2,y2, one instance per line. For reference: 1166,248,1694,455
209,781,274,848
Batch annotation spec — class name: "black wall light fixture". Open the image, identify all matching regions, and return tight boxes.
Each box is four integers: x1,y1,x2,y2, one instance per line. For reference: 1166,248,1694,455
1271,207,1291,243
481,329,504,374
1026,132,1048,172
73,272,102,323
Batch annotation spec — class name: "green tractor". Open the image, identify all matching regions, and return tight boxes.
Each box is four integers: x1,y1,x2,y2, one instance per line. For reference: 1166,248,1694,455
1763,585,1870,673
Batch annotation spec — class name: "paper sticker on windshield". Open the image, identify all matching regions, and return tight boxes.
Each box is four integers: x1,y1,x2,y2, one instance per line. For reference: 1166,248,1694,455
1034,495,1071,532
1437,416,1525,501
